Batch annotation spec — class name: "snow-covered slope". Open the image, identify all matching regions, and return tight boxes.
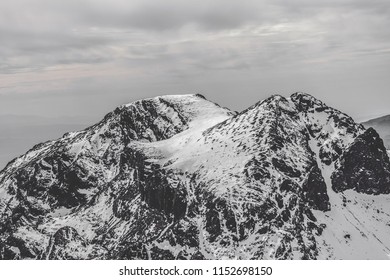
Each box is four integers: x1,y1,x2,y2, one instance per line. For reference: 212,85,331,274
1,92,390,260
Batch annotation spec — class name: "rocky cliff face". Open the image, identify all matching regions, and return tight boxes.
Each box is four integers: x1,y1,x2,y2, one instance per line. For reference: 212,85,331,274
1,93,390,260
332,128,390,194
362,114,390,149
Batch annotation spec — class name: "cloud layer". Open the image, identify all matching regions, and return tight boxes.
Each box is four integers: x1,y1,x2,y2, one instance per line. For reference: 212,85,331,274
1,0,390,119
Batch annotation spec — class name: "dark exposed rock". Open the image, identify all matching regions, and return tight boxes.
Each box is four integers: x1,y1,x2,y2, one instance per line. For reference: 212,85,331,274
190,251,206,260
112,184,140,220
332,128,390,194
291,92,365,167
275,193,284,209
150,246,175,259
112,98,189,142
362,114,390,149
302,164,330,211
204,199,223,242
171,222,199,247
140,168,187,220
195,93,206,100
290,92,326,112
281,209,291,222
4,234,38,259
272,158,301,178
0,245,21,260
51,226,82,247
244,156,271,182
13,155,95,209
280,179,299,193
44,226,87,260
113,242,149,260
288,195,298,210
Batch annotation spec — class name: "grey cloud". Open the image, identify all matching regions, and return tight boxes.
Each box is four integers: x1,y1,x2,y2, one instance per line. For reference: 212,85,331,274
1,0,390,74
0,0,263,32
0,27,116,73
0,0,390,127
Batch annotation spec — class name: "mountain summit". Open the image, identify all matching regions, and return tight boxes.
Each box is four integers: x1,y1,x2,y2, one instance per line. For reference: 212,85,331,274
1,93,390,260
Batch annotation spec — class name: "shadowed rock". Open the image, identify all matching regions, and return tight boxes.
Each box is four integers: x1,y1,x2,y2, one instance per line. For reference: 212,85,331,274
332,128,390,194
302,164,330,211
44,226,87,260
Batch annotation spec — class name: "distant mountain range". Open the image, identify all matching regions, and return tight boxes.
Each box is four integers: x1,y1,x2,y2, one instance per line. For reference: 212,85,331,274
1,93,390,260
362,115,390,149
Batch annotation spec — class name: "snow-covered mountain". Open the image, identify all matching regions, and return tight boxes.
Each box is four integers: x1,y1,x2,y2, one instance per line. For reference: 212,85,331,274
1,92,390,260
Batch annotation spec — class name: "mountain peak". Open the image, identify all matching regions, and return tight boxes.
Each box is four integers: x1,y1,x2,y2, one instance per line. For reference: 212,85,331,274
290,92,326,112
104,93,234,142
194,93,207,100
263,94,288,103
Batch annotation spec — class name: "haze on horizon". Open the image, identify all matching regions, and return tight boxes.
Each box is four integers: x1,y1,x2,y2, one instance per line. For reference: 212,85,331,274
1,0,390,168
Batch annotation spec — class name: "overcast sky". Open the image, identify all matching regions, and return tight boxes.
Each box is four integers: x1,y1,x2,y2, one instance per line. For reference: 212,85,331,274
1,0,390,166
1,0,390,118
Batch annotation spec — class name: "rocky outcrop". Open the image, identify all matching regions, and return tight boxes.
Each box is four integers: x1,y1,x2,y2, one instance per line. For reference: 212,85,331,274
291,92,365,166
302,164,330,211
43,226,88,260
140,167,188,220
362,114,390,149
332,128,390,194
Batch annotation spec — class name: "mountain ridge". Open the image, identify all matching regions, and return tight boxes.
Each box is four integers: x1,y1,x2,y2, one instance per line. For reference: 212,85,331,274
1,92,390,260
